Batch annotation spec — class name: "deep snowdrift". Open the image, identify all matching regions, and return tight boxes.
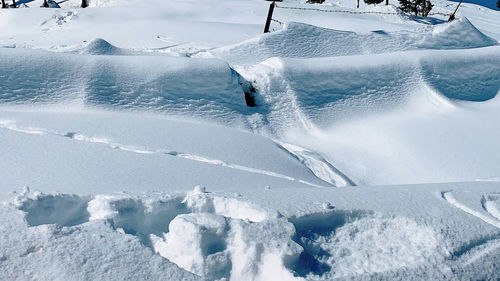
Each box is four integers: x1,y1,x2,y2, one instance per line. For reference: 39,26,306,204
0,48,251,123
204,18,498,66
240,46,500,132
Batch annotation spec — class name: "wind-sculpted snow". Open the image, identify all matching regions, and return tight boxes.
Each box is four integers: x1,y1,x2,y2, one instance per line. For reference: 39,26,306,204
421,50,500,101
241,46,500,134
205,18,498,66
0,48,250,122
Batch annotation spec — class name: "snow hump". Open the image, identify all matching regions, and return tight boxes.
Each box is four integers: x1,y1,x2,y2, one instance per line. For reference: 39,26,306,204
80,38,125,55
206,19,498,66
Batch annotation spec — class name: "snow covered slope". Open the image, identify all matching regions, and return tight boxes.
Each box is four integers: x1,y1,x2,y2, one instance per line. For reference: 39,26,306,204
0,110,341,192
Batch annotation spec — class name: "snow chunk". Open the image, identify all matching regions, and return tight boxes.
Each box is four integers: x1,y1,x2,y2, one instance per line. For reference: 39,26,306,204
184,186,273,222
229,218,302,281
153,213,230,280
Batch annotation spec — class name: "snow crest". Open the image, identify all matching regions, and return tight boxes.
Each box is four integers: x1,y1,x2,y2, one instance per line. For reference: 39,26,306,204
205,19,497,66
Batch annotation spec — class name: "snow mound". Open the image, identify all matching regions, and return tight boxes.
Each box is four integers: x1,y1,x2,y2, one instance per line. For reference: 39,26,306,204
419,17,498,49
206,19,497,66
0,48,250,122
80,38,125,55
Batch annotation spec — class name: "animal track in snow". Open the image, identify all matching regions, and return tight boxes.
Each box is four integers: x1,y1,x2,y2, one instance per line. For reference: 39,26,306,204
0,119,326,187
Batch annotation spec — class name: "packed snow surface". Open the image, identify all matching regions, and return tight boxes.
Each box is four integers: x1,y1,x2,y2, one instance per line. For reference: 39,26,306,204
1,0,500,280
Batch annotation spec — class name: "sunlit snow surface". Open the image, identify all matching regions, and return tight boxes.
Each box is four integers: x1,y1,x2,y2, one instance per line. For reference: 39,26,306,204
0,0,500,280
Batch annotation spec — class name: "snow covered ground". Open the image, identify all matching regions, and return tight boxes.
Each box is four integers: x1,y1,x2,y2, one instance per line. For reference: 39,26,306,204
0,0,499,280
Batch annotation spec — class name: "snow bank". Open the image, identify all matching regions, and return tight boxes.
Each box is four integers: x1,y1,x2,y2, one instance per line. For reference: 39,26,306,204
419,17,498,49
0,47,250,121
241,46,500,134
206,18,497,66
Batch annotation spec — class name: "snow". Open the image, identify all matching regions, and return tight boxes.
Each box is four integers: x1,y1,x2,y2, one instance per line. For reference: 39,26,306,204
0,0,500,280
203,17,497,66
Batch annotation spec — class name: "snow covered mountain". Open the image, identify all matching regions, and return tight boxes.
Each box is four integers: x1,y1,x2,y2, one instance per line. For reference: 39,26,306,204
0,0,499,280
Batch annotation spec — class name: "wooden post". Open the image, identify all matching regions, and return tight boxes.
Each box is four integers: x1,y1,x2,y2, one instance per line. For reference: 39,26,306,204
264,1,275,33
448,0,462,21
357,0,360,8
385,0,388,5
81,0,88,8
12,0,16,8
1,0,6,8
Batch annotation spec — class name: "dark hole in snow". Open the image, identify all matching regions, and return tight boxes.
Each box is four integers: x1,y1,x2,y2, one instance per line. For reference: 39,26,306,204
201,232,228,257
244,92,257,107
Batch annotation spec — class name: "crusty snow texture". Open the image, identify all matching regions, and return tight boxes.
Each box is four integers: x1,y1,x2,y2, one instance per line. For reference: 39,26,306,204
5,186,454,281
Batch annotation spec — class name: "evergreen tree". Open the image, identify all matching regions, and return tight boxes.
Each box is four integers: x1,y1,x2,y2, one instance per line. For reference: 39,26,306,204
1,0,6,8
365,0,384,5
398,0,433,17
81,0,88,8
